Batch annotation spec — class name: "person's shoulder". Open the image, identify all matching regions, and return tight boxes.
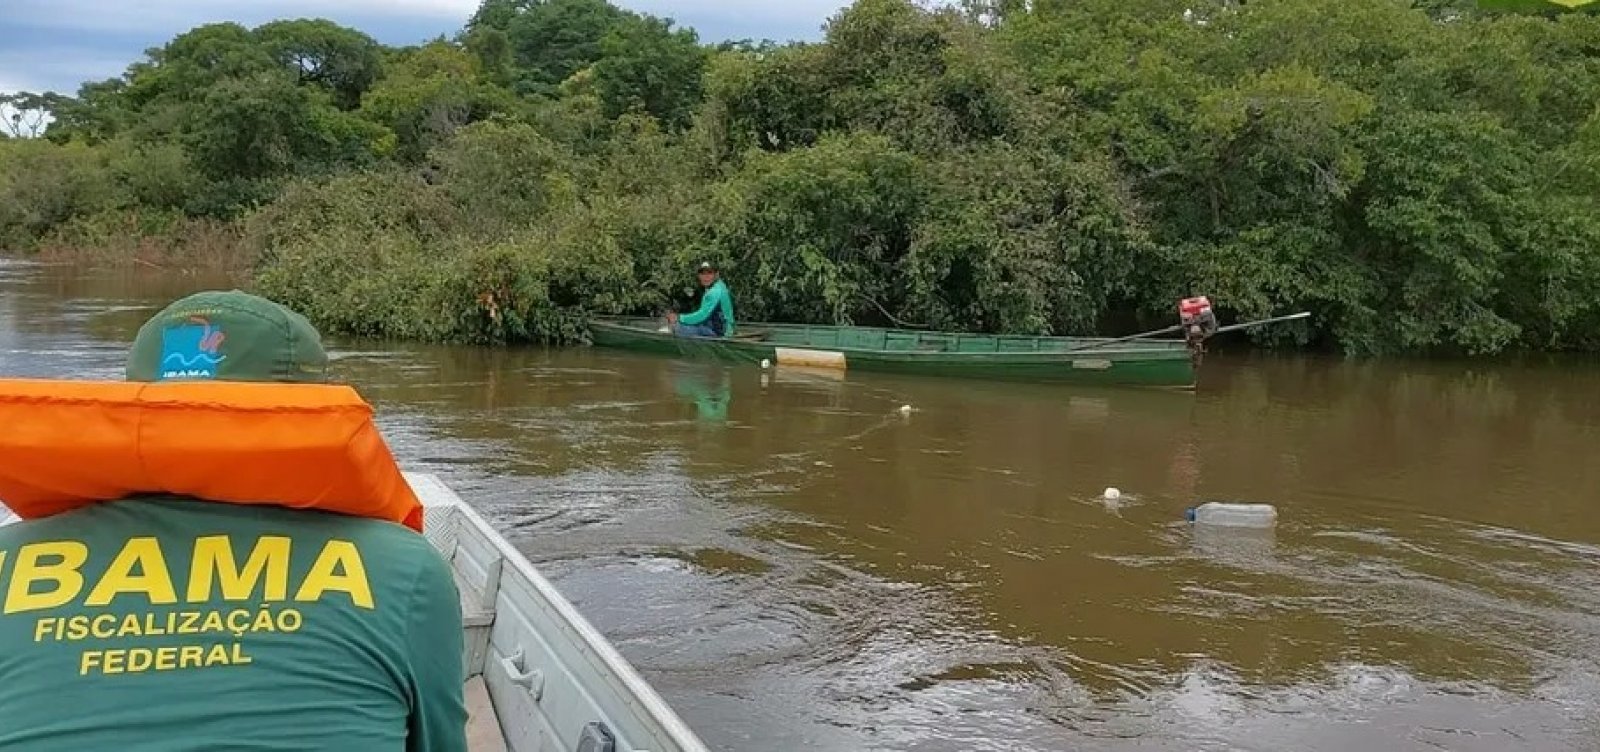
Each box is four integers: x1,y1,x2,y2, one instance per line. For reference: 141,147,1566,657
0,500,437,558
328,516,450,567
304,515,456,606
179,500,435,555
0,503,110,545
0,517,35,547
359,521,458,615
322,515,443,561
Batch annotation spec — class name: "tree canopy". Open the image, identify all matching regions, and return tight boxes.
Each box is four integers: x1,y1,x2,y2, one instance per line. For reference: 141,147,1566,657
3,0,1599,355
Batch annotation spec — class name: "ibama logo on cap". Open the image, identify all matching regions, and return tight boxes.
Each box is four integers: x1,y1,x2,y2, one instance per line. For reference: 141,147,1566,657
159,316,226,380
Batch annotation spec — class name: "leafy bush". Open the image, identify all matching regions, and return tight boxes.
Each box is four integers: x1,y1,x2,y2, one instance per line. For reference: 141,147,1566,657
10,0,1600,356
0,139,117,249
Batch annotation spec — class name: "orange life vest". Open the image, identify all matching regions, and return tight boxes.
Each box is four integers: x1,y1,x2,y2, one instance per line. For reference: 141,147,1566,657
0,379,423,532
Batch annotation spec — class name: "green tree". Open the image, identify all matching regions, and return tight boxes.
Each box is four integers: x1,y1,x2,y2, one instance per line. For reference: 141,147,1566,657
594,15,707,129
256,19,385,110
0,139,117,249
8,0,1600,357
470,0,631,94
702,133,925,324
701,44,837,154
183,75,384,181
430,119,577,235
39,82,133,144
1,93,52,138
121,23,278,118
909,146,1151,334
360,41,516,163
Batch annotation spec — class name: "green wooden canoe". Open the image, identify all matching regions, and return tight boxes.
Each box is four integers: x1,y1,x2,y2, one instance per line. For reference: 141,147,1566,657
587,317,1198,388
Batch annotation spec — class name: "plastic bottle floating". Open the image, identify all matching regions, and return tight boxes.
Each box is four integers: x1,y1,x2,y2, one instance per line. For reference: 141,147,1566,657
760,358,771,369
899,404,913,414
1103,487,1122,501
1186,502,1278,528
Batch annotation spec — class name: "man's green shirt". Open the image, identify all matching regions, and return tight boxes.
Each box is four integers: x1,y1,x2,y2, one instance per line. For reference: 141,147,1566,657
0,497,468,751
678,279,736,336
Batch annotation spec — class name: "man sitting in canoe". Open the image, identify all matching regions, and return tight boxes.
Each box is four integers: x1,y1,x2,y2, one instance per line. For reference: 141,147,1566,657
0,291,468,751
666,261,735,338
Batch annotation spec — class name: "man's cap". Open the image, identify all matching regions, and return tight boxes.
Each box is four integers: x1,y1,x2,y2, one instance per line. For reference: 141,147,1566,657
697,261,717,273
125,290,330,383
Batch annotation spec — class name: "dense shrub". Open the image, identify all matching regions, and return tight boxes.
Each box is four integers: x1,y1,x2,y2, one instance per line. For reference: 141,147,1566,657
6,0,1599,354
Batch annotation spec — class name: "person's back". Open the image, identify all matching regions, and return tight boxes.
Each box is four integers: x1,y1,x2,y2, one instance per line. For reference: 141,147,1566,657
0,498,463,751
0,290,467,750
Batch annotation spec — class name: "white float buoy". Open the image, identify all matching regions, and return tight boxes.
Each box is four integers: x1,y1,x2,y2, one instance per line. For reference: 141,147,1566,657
1187,502,1276,528
760,358,771,369
1103,487,1122,501
899,404,913,414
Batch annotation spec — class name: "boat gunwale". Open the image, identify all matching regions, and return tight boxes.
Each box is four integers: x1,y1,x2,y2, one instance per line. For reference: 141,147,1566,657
407,472,711,752
587,317,1193,360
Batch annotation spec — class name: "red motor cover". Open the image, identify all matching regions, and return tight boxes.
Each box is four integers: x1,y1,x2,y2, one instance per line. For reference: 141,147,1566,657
1179,296,1212,321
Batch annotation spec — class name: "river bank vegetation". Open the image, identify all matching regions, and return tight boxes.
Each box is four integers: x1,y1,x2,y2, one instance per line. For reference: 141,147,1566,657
3,0,1598,354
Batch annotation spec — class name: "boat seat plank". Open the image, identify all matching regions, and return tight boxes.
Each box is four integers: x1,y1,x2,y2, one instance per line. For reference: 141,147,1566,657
457,570,496,628
465,676,509,752
453,521,502,630
452,522,502,680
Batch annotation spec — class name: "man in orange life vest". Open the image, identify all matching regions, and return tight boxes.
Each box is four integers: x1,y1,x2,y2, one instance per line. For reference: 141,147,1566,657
0,291,468,751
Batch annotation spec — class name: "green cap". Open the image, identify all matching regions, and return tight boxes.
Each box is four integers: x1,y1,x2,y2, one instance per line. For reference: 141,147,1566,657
125,290,330,383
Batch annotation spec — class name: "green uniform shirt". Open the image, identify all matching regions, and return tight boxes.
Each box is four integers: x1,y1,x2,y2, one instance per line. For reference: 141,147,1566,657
0,497,468,751
678,280,736,336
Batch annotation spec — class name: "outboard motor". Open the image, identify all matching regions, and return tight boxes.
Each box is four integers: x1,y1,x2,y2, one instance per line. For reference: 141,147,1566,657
1179,296,1218,366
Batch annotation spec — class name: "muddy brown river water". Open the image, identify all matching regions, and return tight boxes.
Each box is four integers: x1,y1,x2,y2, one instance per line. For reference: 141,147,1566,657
2,260,1598,751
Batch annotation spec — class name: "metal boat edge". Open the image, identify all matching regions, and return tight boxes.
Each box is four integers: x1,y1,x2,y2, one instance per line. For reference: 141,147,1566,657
409,471,710,752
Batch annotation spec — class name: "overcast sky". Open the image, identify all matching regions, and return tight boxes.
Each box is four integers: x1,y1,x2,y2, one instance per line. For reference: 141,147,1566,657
0,0,852,95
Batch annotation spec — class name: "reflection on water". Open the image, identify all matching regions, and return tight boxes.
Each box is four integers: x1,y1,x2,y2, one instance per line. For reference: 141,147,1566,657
2,261,1600,751
670,363,732,424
